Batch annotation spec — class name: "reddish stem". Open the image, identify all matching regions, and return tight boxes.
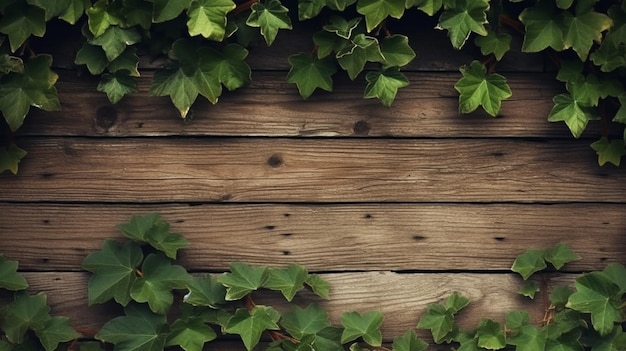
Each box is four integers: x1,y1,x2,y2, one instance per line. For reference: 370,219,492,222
231,0,258,16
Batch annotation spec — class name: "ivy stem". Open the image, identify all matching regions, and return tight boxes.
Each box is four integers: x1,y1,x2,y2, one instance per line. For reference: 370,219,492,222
231,0,258,16
135,268,143,278
498,14,525,35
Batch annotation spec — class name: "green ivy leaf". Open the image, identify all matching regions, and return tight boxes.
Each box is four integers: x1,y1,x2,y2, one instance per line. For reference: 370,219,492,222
519,0,565,53
82,239,143,306
391,330,428,351
511,248,546,280
75,42,108,75
340,311,384,346
547,93,598,138
198,44,251,91
0,2,46,52
323,15,362,39
27,0,72,20
183,275,227,308
566,272,623,336
225,306,281,351
414,0,443,16
151,66,198,118
86,0,122,37
313,327,344,351
0,144,27,175
0,291,51,343
59,0,89,24
614,94,626,124
380,34,416,67
98,70,137,104
417,304,454,343
544,243,580,269
549,286,575,308
356,0,405,32
130,253,192,314
298,0,326,20
454,60,512,117
590,137,625,166
152,0,191,23
338,34,384,80
35,317,81,351
217,263,268,300
518,281,540,299
95,304,169,351
0,54,60,132
246,0,292,46
508,325,548,351
186,0,236,41
556,59,583,83
305,274,330,299
475,318,506,350
444,291,470,313
287,53,336,99
475,31,511,61
281,303,331,339
0,54,23,74
562,7,612,61
436,0,488,49
364,66,409,107
313,30,350,58
264,264,309,301
0,254,28,290
505,310,530,331
165,318,217,351
89,26,141,61
116,213,189,259
590,41,626,72
602,263,626,291
107,48,140,76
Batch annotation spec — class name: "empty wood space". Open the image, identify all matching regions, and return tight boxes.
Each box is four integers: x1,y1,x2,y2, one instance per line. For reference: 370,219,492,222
1,22,624,346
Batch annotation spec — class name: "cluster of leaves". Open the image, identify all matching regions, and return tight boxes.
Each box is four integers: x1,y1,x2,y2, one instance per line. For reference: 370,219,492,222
418,243,626,351
0,255,81,351
1,0,626,173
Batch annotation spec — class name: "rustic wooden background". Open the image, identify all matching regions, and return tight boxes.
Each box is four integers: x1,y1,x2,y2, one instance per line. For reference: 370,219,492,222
1,21,625,350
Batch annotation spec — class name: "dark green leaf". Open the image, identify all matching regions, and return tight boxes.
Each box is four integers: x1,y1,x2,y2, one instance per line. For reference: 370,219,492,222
305,273,330,299
0,3,46,52
364,66,409,107
183,275,227,308
544,243,580,270
186,0,236,41
82,239,143,306
505,310,530,331
436,0,488,49
312,327,344,351
0,254,28,290
549,286,575,307
198,44,251,91
414,0,442,16
0,54,23,74
313,30,350,58
0,291,51,343
225,306,281,351
151,65,198,118
107,47,140,76
95,304,169,351
518,280,540,299
281,303,331,339
35,317,81,351
165,318,217,351
86,0,122,37
117,213,189,259
519,0,565,53
356,0,405,32
548,93,598,138
444,291,470,313
287,53,336,99
392,330,428,351
380,34,416,67
75,42,108,75
508,325,548,351
562,8,612,61
454,60,512,117
218,262,268,300
89,26,141,61
511,248,546,280
323,15,362,39
98,71,137,104
0,144,27,175
475,31,511,61
417,303,454,343
602,263,626,291
246,0,292,46
264,264,308,301
59,0,89,24
338,34,384,80
475,318,505,349
340,310,384,346
152,0,191,22
590,137,625,166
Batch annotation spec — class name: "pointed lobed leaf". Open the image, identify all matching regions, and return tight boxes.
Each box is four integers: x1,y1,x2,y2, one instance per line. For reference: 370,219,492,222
475,318,506,350
391,330,428,351
0,144,27,175
0,291,51,344
380,34,416,67
107,48,140,77
86,0,122,37
505,310,530,332
74,42,108,75
281,303,331,339
183,275,227,308
152,0,191,22
508,325,548,351
338,35,384,80
264,264,308,301
89,26,141,61
562,8,612,61
225,306,281,351
95,304,169,351
98,71,137,104
117,213,189,259
312,327,344,351
544,243,581,269
59,0,89,24
246,0,292,46
35,316,81,351
82,239,143,306
0,254,28,290
602,263,626,292
287,53,336,99
323,15,362,39
364,66,409,107
519,0,566,53
444,291,470,313
436,0,489,49
340,311,384,346
186,0,236,41
130,253,192,315
218,262,268,300
454,60,512,117
475,31,511,61
518,280,540,299
305,273,330,299
549,286,575,308
548,93,598,138
0,2,46,52
511,248,546,280
165,318,217,351
417,304,454,343
590,137,625,166
356,0,405,32
198,44,251,92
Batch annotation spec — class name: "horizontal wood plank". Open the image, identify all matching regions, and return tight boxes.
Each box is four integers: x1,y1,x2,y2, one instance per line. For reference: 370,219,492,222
18,72,581,138
1,204,624,272
1,138,623,203
18,271,574,341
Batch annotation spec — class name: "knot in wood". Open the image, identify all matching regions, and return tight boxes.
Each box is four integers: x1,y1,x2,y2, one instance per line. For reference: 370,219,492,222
267,153,283,168
353,120,370,135
95,105,118,130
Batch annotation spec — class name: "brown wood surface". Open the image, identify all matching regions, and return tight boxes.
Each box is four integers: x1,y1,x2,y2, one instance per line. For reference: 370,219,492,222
19,271,574,341
1,203,623,272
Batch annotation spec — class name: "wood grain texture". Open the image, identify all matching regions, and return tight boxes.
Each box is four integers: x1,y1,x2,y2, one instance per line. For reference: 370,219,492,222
1,138,623,203
19,271,575,340
18,72,580,138
1,204,624,272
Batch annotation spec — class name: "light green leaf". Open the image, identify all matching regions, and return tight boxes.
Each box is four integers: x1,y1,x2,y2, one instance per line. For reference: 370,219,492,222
380,34,416,67
152,0,192,22
81,239,143,306
217,263,268,300
35,317,81,351
416,303,454,343
183,275,227,308
0,291,51,343
475,31,511,61
454,60,512,117
508,325,548,351
75,42,108,75
287,53,336,99
340,311,384,346
165,318,217,351
305,273,330,299
0,144,27,175
566,272,623,336
59,0,89,24
511,248,546,280
562,8,612,61
298,0,326,20
151,64,198,118
356,0,405,32
364,66,409,107
86,0,121,37
225,306,281,351
505,310,530,331
117,213,189,259
436,0,489,49
246,0,292,46
264,264,308,301
547,93,598,138
518,281,540,299
475,318,506,350
312,327,344,351
281,303,331,339
391,330,428,351
414,0,442,16
590,138,626,166
544,243,580,269
186,0,235,41
519,0,565,53
108,47,140,76
0,255,28,290
95,304,169,351
0,2,46,52
98,71,137,104
89,26,141,61
444,291,470,313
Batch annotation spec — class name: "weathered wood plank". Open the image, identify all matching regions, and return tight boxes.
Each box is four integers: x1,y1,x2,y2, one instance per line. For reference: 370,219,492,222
19,72,580,138
1,204,623,272
20,271,574,340
1,138,623,203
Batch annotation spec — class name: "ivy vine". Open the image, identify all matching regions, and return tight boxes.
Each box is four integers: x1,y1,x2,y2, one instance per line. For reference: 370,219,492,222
1,213,625,351
1,0,626,173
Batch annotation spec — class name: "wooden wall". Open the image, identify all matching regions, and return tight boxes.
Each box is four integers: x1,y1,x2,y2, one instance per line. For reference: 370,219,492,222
1,24,625,349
